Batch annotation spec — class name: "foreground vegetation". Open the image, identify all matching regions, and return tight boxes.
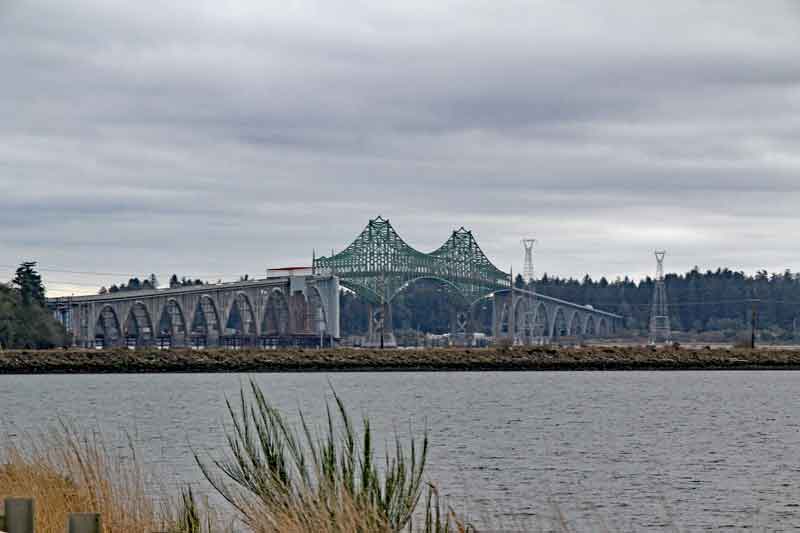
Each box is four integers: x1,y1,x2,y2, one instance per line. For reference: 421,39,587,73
4,345,800,374
0,381,470,532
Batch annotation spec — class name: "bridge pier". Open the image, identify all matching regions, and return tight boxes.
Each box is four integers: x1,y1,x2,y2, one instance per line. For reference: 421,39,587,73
364,302,397,348
450,306,475,346
492,291,514,341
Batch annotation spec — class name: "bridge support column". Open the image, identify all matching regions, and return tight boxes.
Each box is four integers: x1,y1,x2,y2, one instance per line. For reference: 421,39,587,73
450,307,474,346
492,292,513,342
364,302,397,348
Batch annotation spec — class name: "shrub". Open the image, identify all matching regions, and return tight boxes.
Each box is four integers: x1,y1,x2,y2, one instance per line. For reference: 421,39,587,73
196,380,470,532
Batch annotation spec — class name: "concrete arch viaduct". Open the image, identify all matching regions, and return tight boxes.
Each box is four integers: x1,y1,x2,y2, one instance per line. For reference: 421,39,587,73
493,288,618,345
49,274,340,349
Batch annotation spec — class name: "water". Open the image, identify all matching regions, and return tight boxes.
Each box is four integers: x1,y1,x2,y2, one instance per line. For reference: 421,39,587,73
2,371,800,530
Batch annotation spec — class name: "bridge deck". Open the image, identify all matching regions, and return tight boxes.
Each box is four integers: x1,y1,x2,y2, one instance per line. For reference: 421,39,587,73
47,277,292,305
494,287,622,320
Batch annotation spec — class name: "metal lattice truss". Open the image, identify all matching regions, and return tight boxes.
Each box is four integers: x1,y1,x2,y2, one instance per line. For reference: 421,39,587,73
314,217,510,304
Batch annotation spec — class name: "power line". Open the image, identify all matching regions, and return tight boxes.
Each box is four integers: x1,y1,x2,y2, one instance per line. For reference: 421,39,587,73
0,263,234,279
540,299,800,310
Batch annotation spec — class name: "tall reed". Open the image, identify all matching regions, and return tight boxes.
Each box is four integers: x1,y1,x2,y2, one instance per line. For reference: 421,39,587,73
196,379,471,532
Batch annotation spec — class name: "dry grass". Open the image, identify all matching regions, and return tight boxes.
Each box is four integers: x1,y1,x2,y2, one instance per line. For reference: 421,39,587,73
0,423,201,533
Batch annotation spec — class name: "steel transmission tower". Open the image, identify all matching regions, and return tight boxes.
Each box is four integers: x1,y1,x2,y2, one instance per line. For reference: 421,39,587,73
522,239,536,284
649,250,671,344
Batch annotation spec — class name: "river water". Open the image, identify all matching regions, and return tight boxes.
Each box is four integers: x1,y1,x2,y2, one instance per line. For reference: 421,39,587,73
2,371,799,531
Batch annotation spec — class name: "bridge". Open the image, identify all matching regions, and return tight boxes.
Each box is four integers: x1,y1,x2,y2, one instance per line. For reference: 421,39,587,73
314,216,621,346
48,216,621,349
49,273,340,349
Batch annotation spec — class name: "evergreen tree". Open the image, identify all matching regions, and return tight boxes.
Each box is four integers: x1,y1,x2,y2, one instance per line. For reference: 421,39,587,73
12,261,45,307
1,264,67,348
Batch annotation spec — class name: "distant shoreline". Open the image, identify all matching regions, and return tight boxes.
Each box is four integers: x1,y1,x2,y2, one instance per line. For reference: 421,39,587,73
3,346,800,374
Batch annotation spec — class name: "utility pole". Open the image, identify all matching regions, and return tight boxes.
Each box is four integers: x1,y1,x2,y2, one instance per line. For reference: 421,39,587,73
509,266,515,344
379,271,385,350
750,299,760,349
649,250,671,344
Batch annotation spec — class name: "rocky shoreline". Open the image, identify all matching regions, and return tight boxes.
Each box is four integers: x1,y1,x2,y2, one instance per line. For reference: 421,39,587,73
2,345,800,374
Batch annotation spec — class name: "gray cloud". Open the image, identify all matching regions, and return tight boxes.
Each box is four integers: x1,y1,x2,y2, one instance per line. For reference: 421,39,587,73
2,0,800,295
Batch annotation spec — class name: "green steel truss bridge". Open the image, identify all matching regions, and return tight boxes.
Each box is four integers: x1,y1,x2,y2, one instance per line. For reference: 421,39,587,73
314,216,620,347
313,216,510,305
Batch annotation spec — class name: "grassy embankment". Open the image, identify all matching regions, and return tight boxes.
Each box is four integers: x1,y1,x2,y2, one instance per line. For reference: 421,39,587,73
0,381,472,533
3,345,800,373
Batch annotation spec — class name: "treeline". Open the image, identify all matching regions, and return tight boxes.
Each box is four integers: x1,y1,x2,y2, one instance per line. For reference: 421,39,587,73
0,262,67,349
530,267,800,340
99,274,204,294
340,268,800,341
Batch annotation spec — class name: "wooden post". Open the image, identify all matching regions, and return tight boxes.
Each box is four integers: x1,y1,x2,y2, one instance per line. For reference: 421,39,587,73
68,513,101,533
4,498,34,533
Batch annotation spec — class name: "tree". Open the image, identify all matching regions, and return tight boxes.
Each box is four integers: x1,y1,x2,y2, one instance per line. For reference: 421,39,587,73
1,274,67,349
12,261,45,307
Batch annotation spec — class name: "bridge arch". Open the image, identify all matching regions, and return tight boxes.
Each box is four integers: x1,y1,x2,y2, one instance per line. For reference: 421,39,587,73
262,289,290,336
552,307,568,340
306,286,328,334
95,305,122,347
584,315,596,336
533,302,549,341
513,298,534,343
390,276,469,305
124,301,154,346
158,298,187,344
226,292,257,339
498,301,511,336
393,276,474,336
190,295,221,344
598,317,609,337
568,311,582,337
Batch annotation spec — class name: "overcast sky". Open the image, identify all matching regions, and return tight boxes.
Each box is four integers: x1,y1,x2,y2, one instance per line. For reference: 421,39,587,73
2,0,799,296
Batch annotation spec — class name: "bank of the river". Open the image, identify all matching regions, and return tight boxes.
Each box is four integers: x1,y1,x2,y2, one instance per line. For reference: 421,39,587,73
2,345,800,373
